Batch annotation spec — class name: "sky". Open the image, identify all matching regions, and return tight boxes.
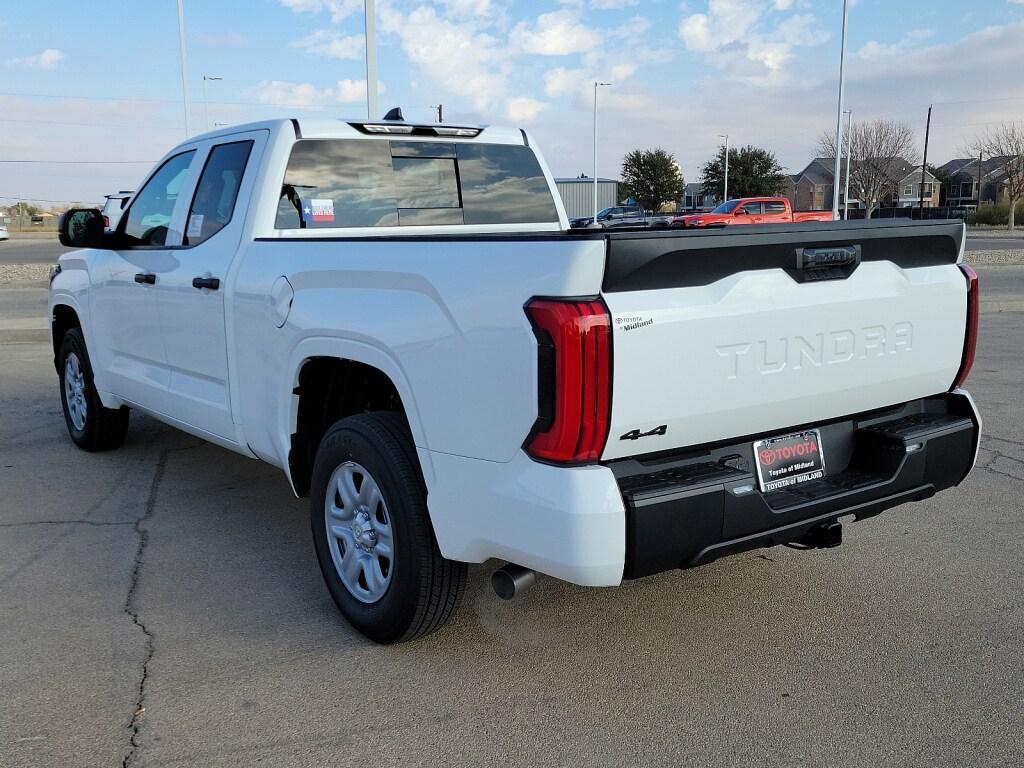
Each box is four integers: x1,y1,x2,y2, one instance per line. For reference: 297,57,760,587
1,0,1023,206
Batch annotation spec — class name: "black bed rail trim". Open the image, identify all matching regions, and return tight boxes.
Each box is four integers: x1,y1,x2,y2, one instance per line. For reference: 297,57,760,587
602,219,963,292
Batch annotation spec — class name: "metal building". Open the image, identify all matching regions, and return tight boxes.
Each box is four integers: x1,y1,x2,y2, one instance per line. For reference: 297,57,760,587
555,177,619,219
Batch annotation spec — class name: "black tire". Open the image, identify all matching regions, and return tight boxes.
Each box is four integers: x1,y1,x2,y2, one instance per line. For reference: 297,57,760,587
58,327,130,451
310,412,466,643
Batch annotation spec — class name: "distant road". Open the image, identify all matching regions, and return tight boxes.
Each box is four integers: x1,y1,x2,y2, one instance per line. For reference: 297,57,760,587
0,238,71,265
1,231,1022,266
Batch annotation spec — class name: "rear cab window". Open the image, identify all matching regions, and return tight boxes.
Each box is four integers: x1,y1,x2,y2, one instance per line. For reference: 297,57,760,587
276,138,559,229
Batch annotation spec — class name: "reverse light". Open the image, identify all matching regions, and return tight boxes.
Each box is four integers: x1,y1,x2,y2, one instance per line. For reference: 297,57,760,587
951,263,979,390
524,298,612,464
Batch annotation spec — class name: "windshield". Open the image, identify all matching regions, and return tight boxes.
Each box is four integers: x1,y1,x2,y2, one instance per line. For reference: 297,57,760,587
711,200,741,214
595,207,614,218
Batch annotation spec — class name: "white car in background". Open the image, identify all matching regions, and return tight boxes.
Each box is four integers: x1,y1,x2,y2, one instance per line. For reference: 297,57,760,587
0,224,9,241
100,191,133,233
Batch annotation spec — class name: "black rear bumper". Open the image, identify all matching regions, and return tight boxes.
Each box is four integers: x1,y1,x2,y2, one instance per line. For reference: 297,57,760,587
611,392,980,580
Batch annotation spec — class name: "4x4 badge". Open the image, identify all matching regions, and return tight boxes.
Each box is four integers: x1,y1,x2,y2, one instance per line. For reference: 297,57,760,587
620,425,667,441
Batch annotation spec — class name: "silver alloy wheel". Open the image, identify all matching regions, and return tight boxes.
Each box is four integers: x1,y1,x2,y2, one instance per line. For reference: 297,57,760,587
325,461,394,604
64,352,88,431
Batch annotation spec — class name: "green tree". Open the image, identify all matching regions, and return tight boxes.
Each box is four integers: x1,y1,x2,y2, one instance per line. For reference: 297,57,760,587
701,145,787,200
620,148,685,212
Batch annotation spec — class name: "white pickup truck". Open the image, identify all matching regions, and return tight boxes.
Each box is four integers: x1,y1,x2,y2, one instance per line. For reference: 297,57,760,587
52,115,981,643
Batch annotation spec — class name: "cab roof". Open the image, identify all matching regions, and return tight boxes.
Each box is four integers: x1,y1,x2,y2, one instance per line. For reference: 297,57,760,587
185,118,527,147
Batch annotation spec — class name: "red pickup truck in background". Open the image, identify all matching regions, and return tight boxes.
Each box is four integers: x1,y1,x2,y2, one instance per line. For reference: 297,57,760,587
673,197,833,228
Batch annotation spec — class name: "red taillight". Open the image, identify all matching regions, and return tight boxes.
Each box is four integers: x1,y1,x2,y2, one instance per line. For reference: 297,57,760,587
524,298,612,464
103,215,110,228
951,263,979,390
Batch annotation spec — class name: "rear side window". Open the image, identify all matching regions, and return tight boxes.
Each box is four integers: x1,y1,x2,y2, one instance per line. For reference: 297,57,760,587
184,140,253,246
276,139,559,229
764,200,787,213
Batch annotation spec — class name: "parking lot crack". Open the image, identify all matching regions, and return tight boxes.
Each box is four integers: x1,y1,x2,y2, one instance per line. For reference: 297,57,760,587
121,448,169,768
0,519,134,529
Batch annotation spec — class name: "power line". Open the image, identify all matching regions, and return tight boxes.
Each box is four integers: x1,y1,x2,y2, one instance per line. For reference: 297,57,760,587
0,194,97,203
0,159,156,164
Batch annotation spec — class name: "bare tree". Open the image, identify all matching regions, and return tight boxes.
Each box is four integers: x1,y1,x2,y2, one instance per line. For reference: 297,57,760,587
818,119,917,218
968,122,1024,231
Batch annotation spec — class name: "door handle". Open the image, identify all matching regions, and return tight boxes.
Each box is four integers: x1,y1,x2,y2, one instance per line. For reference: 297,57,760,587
192,276,220,291
134,273,156,285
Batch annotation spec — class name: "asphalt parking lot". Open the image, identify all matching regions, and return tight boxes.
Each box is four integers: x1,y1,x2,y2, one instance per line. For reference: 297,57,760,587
1,306,1022,766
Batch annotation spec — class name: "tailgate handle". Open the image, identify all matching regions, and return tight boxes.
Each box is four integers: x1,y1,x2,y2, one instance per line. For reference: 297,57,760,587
791,245,861,282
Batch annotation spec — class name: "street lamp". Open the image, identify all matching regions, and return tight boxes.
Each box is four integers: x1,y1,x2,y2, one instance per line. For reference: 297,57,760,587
718,134,729,202
592,81,611,223
364,0,379,119
831,0,850,220
202,75,222,131
176,0,191,137
842,109,852,219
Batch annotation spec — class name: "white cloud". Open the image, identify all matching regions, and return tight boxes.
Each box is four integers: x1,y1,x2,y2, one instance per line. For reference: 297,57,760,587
510,10,602,56
591,0,638,8
7,48,65,70
292,30,364,59
679,1,826,73
544,67,588,98
439,0,497,17
855,29,934,60
506,96,546,123
246,78,385,108
379,4,509,113
248,80,333,109
278,0,362,22
680,0,761,53
609,15,651,41
335,78,374,102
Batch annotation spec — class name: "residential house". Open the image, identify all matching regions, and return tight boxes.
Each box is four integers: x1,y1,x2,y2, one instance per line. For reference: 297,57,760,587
682,182,716,211
792,158,837,211
937,156,1015,208
895,166,940,208
792,157,938,211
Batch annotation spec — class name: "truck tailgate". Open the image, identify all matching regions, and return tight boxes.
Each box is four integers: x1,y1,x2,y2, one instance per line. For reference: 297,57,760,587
600,221,967,461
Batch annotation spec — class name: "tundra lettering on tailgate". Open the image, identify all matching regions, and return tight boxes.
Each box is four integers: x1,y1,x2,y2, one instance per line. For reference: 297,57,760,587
715,322,914,380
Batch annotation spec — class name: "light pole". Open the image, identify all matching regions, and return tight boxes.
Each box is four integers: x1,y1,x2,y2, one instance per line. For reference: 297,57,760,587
592,81,610,223
202,75,222,131
718,134,729,203
831,0,850,220
364,0,379,119
843,109,852,219
176,0,191,137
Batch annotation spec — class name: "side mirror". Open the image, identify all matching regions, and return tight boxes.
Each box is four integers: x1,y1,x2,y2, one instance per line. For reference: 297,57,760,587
58,209,106,248
734,208,746,216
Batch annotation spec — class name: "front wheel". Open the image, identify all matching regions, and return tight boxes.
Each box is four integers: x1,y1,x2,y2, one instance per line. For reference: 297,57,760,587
310,412,466,643
58,328,129,451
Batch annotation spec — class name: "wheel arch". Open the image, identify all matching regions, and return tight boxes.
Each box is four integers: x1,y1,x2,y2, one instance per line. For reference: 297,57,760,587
283,336,434,498
50,302,82,369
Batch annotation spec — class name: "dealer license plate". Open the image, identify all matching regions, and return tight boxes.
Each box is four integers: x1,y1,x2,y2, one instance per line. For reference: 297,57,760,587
753,429,826,492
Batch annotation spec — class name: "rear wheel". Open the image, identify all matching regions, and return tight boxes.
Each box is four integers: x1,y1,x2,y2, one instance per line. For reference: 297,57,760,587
310,412,466,643
58,328,129,451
